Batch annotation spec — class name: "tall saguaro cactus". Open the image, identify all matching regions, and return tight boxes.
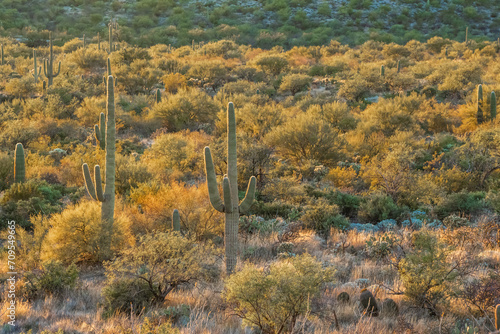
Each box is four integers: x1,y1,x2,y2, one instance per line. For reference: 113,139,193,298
477,84,484,124
32,49,41,83
43,32,61,87
14,143,25,183
82,75,116,259
204,102,257,275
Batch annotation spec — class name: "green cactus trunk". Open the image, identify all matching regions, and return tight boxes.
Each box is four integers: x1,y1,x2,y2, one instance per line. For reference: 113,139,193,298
491,91,496,120
1,44,4,65
43,32,61,87
380,65,385,77
465,26,468,44
82,75,116,260
172,209,180,232
32,49,41,84
397,60,401,73
14,143,25,183
108,22,113,54
496,304,500,330
477,84,484,124
98,32,101,50
83,34,86,48
156,89,161,103
204,102,257,275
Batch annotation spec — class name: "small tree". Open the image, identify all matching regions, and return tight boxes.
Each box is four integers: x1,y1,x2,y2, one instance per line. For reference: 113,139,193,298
279,73,312,96
224,253,334,334
103,232,212,305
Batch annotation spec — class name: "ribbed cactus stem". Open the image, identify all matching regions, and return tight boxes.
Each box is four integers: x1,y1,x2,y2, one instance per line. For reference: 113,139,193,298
83,34,86,48
204,102,256,275
43,32,61,87
82,75,116,261
107,57,112,76
477,84,484,124
156,89,161,103
491,91,496,120
397,60,401,73
465,27,468,44
172,209,180,232
380,65,385,77
98,32,100,50
495,304,500,330
32,49,41,83
1,44,4,65
14,143,25,183
108,21,113,54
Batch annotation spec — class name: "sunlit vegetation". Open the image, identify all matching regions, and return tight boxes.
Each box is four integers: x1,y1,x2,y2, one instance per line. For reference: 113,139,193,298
0,29,499,333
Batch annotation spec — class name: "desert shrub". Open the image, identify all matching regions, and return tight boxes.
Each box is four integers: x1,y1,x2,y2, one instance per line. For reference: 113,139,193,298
15,214,50,271
398,230,463,315
325,190,361,217
461,273,500,316
301,199,350,237
358,193,401,223
162,72,187,94
149,88,219,131
102,278,156,316
365,232,400,260
22,260,78,300
139,318,180,334
254,54,289,76
103,232,212,313
41,200,134,264
224,253,334,334
434,191,487,219
279,73,312,96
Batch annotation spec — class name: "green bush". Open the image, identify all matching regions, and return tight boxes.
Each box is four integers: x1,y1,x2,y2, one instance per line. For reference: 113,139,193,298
301,199,350,236
102,278,156,316
358,193,401,223
224,253,334,334
435,191,487,219
22,260,78,300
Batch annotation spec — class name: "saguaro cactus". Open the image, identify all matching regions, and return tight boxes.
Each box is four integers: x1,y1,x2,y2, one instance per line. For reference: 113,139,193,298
156,89,161,103
204,102,257,275
32,49,42,84
97,32,101,50
14,143,25,183
172,209,180,232
465,26,469,44
397,60,401,73
1,44,4,65
82,75,116,259
477,84,484,124
83,34,86,48
380,65,385,77
495,304,500,330
43,32,61,87
491,91,497,121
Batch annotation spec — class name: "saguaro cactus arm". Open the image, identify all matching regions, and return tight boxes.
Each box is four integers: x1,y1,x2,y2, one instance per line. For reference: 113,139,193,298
223,177,233,214
239,176,257,213
94,112,106,149
204,146,225,212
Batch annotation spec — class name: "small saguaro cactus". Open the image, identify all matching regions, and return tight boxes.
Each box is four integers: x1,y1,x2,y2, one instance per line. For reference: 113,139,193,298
491,91,497,121
397,60,401,73
1,44,4,65
44,32,61,87
477,84,484,124
32,49,42,84
172,209,180,232
204,102,257,275
108,20,116,54
82,75,116,260
14,143,25,183
380,65,385,77
156,89,161,103
97,32,101,50
83,34,86,48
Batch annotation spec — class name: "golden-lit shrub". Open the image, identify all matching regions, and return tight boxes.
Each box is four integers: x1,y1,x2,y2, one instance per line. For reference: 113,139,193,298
161,72,187,94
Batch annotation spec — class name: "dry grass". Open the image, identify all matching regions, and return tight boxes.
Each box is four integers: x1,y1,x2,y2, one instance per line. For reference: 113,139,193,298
2,226,499,334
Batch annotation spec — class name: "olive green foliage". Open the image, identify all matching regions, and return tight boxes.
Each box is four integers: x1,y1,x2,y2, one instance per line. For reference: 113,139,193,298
224,253,334,334
22,260,78,300
103,232,211,309
279,73,312,96
398,230,462,314
150,88,219,131
358,193,400,223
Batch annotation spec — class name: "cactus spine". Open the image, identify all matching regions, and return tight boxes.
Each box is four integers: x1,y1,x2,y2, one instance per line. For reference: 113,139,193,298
491,91,497,120
380,65,385,77
14,143,25,183
204,102,257,275
82,75,116,260
156,89,161,103
43,32,61,87
172,209,180,232
32,49,41,83
477,84,484,124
